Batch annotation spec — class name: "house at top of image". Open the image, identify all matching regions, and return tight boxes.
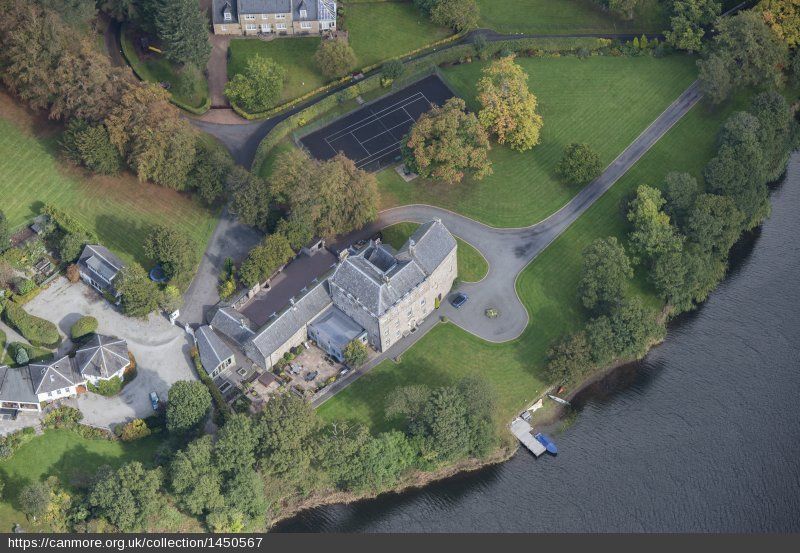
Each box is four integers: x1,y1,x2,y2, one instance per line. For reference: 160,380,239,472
212,0,337,36
209,219,457,374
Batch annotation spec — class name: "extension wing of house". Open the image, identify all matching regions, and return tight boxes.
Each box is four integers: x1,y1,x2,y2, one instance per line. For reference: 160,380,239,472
209,219,457,372
28,356,83,403
212,0,337,36
195,325,236,378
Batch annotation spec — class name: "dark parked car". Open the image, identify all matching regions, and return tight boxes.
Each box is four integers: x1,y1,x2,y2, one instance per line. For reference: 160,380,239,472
304,371,319,382
450,292,468,309
149,392,159,411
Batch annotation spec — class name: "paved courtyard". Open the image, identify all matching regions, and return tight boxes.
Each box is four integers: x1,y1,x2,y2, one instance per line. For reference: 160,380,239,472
25,277,198,429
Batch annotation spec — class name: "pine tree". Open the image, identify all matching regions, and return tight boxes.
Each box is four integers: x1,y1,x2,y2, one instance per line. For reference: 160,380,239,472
156,0,212,68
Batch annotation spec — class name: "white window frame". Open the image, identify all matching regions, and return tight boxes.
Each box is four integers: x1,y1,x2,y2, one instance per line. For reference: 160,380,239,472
261,23,271,32
262,14,268,20
276,23,287,29
224,12,232,21
275,13,286,19
300,9,307,18
246,24,257,31
244,14,255,20
300,22,312,29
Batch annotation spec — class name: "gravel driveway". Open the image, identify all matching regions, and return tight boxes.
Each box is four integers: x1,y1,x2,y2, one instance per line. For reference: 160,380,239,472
25,278,198,429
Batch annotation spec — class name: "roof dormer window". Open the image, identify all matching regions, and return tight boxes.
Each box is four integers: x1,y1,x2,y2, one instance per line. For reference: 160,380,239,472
224,12,232,21
300,9,307,18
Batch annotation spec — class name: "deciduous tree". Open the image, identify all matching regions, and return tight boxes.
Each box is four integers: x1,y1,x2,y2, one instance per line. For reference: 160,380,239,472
687,194,745,257
758,0,800,48
19,481,50,521
170,436,224,516
88,462,162,532
665,0,721,52
403,97,492,185
556,143,602,185
105,83,196,188
116,264,160,318
228,166,273,229
698,11,788,104
343,339,368,367
225,55,286,112
477,56,543,152
430,0,480,32
578,237,633,314
255,394,319,479
166,380,211,435
213,413,258,475
238,232,294,287
314,39,357,79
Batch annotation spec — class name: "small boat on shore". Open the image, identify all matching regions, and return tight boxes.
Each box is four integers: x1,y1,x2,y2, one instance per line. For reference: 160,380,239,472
547,394,571,406
534,433,558,455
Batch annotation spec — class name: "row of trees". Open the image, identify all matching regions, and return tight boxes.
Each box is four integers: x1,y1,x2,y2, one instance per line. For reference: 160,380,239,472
16,376,496,531
402,55,544,185
546,89,796,386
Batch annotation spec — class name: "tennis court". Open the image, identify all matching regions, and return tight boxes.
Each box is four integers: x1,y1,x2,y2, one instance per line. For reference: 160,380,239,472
300,74,454,171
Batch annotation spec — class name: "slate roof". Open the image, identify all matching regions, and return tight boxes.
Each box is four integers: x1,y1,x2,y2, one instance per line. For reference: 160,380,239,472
244,281,332,367
74,335,130,380
0,365,38,404
212,0,238,25
237,0,292,15
210,306,256,345
28,356,80,395
328,220,456,317
196,326,234,371
399,219,458,275
78,245,125,293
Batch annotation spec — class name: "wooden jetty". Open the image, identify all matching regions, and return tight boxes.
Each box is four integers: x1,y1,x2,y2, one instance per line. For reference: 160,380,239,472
510,417,546,457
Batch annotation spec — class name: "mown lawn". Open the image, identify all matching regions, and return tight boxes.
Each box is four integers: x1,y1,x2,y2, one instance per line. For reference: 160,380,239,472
381,222,487,282
342,2,452,68
319,92,751,432
0,429,162,532
228,37,325,104
120,29,209,109
378,54,698,226
0,94,218,267
476,0,668,35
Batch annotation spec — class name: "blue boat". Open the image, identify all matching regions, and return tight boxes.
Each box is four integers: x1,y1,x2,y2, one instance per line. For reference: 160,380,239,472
534,433,558,455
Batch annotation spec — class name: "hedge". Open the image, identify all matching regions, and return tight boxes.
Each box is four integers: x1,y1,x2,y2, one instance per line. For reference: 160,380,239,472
2,300,61,348
70,315,98,340
190,347,231,420
43,204,97,241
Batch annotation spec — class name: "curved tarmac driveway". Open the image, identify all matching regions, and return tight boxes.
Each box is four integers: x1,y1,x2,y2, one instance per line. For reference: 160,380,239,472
357,82,702,342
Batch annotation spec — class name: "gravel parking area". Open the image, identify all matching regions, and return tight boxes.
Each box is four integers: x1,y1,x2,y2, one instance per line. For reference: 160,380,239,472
25,277,198,429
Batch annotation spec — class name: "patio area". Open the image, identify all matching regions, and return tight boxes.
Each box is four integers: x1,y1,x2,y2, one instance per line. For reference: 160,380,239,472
283,344,345,397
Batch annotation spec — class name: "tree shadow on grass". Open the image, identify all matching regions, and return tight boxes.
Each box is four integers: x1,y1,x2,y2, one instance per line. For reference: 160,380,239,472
93,214,151,266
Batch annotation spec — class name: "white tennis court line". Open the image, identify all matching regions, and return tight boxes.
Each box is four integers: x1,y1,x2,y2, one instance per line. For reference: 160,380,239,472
316,90,437,169
323,92,427,142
